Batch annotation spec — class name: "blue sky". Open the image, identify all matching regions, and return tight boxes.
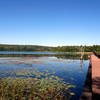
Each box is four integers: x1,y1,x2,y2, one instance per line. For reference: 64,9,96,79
0,0,100,46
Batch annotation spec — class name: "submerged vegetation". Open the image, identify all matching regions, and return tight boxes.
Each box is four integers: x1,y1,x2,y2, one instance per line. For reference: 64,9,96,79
0,70,75,100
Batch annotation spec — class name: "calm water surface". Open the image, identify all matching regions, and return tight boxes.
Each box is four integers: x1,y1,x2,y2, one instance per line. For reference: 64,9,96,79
0,52,89,100
0,51,83,55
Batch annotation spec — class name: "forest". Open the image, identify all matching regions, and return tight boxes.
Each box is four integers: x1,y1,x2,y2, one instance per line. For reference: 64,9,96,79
0,44,100,52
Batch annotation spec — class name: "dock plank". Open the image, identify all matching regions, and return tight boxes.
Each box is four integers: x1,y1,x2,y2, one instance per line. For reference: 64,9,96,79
91,54,100,99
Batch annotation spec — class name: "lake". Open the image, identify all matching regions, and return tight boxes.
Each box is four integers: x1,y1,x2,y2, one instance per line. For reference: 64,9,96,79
0,51,89,100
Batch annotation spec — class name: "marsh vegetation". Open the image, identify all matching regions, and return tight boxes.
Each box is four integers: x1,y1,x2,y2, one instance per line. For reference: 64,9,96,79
0,70,75,100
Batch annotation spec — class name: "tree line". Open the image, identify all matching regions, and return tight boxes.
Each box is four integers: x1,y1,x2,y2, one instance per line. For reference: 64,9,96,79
0,44,100,52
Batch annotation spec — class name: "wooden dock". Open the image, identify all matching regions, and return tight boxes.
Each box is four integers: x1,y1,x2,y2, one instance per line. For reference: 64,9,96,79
80,54,100,100
91,54,100,99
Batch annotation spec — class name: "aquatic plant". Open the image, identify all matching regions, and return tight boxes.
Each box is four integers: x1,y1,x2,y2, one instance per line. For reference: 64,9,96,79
0,70,75,100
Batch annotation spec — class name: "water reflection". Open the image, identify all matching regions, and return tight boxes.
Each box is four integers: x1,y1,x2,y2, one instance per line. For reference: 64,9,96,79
80,59,84,68
0,53,88,60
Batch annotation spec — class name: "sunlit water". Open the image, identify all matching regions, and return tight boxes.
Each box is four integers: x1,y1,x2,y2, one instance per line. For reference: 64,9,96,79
0,52,89,100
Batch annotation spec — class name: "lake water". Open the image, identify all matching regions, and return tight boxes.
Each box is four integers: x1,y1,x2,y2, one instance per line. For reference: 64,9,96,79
0,51,83,55
0,51,89,100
